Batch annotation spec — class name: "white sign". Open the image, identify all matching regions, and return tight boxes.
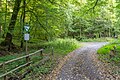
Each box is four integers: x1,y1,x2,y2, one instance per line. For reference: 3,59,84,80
24,26,30,32
24,34,30,40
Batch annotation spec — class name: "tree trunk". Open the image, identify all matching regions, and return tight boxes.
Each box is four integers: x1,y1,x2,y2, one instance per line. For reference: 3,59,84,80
0,25,2,38
1,0,21,50
0,1,1,37
20,0,26,48
79,27,81,38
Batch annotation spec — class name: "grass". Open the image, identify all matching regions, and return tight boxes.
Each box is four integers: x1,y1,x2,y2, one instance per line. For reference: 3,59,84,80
0,52,43,76
97,39,120,63
45,38,80,55
21,58,56,80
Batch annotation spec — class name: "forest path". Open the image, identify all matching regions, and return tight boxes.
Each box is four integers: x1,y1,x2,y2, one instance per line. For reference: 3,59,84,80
46,42,120,80
55,42,108,80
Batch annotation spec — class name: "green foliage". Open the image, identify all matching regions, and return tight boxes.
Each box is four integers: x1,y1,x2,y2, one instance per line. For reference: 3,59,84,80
0,54,21,63
0,52,43,76
0,0,119,43
46,38,80,55
21,58,56,80
35,60,54,74
97,44,115,55
97,39,120,63
116,3,120,9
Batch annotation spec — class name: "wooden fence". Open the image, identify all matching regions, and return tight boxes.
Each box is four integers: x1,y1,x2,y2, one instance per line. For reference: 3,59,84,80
0,49,44,80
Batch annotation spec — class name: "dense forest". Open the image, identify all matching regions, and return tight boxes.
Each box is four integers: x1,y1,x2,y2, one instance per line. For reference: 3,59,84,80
0,0,120,47
1,0,120,79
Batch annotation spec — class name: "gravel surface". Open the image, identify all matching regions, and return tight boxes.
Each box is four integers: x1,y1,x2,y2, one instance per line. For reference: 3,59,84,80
56,42,108,80
46,42,120,80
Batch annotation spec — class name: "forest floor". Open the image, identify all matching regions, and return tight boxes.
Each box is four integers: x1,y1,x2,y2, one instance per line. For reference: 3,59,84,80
45,42,120,80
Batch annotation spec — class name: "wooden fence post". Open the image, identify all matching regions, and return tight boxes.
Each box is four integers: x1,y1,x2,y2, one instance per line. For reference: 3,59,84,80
40,50,43,57
113,46,116,54
3,62,6,80
26,40,30,63
52,47,54,55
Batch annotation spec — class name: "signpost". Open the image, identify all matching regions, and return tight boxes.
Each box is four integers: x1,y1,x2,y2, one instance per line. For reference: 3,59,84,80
24,25,30,32
24,34,29,41
24,24,30,62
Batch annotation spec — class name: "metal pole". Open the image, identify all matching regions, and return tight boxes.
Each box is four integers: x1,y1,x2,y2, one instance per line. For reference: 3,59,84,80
26,40,29,62
40,50,43,58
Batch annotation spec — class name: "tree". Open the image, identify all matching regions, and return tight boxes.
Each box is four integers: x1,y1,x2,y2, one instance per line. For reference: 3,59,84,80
1,0,22,50
0,0,119,50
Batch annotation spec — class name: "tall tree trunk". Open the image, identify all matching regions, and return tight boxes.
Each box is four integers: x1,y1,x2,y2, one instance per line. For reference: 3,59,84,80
0,0,1,37
109,28,111,37
20,0,26,48
79,27,82,38
0,25,1,38
3,0,7,38
1,0,21,49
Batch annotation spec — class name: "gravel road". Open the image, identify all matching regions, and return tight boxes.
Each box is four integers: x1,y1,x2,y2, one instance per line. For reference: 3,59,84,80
56,42,108,80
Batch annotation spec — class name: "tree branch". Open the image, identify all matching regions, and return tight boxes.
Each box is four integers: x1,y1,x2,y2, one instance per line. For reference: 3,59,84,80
8,0,22,32
48,0,67,9
88,0,99,11
26,10,49,34
82,0,99,17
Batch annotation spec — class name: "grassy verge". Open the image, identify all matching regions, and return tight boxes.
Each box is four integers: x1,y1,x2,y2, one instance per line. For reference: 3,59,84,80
45,38,80,55
97,39,120,63
0,38,80,79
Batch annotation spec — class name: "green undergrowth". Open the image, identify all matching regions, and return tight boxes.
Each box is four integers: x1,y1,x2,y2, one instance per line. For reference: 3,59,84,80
26,38,80,56
97,39,120,64
0,38,80,79
0,52,43,76
45,38,80,56
21,57,56,80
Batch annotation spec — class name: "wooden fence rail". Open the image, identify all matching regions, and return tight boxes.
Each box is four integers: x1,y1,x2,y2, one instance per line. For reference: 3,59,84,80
0,49,44,80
